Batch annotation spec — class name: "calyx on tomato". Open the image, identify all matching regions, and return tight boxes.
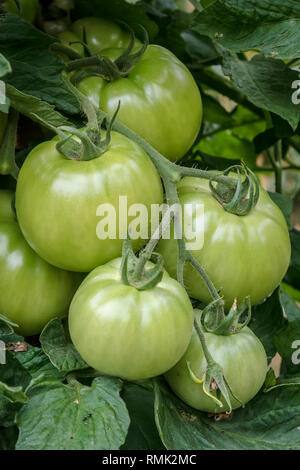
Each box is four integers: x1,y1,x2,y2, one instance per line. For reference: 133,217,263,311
157,173,291,309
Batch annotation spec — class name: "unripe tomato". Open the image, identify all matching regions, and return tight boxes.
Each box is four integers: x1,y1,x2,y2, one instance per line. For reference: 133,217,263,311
158,177,291,308
58,17,202,162
0,190,80,336
165,311,268,413
16,130,163,272
69,257,194,380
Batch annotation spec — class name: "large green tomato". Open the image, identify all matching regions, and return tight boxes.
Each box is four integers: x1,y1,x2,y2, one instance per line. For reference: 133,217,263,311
4,0,38,23
0,190,80,336
69,257,194,380
58,17,202,162
16,130,163,272
158,177,291,308
165,311,267,413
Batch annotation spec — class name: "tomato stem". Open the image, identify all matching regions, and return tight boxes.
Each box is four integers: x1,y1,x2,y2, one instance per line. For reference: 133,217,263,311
51,42,82,61
0,108,19,180
63,24,149,83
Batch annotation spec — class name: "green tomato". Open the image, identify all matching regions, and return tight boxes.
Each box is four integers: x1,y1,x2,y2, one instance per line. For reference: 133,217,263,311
58,17,202,162
0,190,80,336
15,130,163,272
69,257,194,380
165,311,268,413
4,0,38,23
158,177,291,308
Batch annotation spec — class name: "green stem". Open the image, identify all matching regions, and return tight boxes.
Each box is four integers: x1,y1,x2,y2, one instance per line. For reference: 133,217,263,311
97,109,238,190
51,42,82,61
194,317,215,366
66,56,102,72
265,143,282,193
288,137,300,154
0,108,19,179
164,177,225,322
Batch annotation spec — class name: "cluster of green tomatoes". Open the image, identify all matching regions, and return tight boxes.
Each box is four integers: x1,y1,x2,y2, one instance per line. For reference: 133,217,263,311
0,17,291,413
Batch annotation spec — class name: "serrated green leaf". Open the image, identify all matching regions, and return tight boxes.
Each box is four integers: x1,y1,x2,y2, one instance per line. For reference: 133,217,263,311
0,53,11,79
274,291,300,374
16,376,130,450
193,0,300,59
40,319,88,373
219,49,300,130
0,382,28,428
121,383,164,450
196,129,256,167
16,346,66,381
285,229,300,290
154,379,300,450
250,288,286,360
0,14,79,114
281,282,300,302
0,426,18,450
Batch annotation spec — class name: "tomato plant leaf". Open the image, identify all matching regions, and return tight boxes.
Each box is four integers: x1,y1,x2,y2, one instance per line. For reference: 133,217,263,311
250,289,286,360
16,376,130,450
121,383,164,450
15,345,66,381
0,382,28,404
40,319,89,373
0,320,65,382
193,0,300,59
154,378,300,450
219,49,300,130
6,85,70,129
0,426,18,450
0,382,28,428
0,14,79,114
196,129,256,167
0,53,11,78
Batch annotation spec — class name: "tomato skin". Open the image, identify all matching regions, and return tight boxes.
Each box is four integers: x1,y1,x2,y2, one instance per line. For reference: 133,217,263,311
15,130,163,272
59,17,202,162
0,190,81,336
165,314,268,413
4,0,38,23
69,257,194,380
158,176,291,308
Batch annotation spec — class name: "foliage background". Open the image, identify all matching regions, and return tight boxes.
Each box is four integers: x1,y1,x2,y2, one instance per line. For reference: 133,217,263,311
0,0,300,450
